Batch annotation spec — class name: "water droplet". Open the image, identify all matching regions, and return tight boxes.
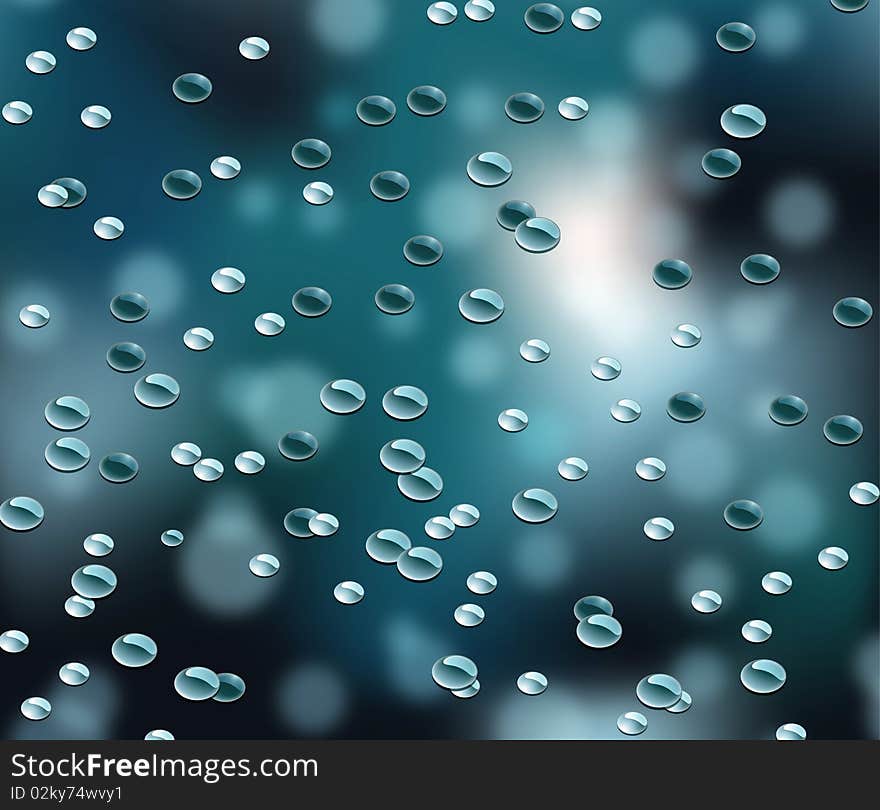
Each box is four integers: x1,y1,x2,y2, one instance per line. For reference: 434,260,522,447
193,458,223,482
171,442,201,466
380,439,425,473
320,379,366,414
382,386,429,421
467,570,497,594
81,105,111,129
99,452,139,483
72,564,117,599
517,671,548,695
356,95,396,126
110,634,157,668
45,396,90,430
515,217,560,252
667,392,706,422
254,312,285,336
52,177,87,207
466,151,512,186
3,100,32,125
45,437,90,472
397,547,443,581
818,546,848,570
742,619,772,643
406,85,447,116
211,266,246,293
776,720,808,740
172,73,212,103
449,504,480,527
459,288,504,323
573,595,613,620
524,3,564,33
667,691,692,713
452,681,480,698
291,139,331,169
403,234,444,265
21,697,51,720
291,287,333,318
591,356,621,381
370,170,410,201
611,399,641,422
496,201,535,232
832,296,873,327
214,673,246,703
512,489,558,523
519,338,550,362
174,666,220,700
653,258,692,289
183,326,213,351
0,630,29,653
110,292,149,322
308,513,339,537
505,92,545,123
334,581,364,604
239,36,270,60
498,408,528,432
850,482,879,505
38,184,68,208
571,7,602,30
26,51,56,74
284,507,318,538
716,22,756,52
59,662,90,686
691,589,722,613
617,711,647,735
769,395,808,426
303,181,333,205
823,415,863,445
702,148,741,178
635,457,666,482
162,169,201,200
375,283,415,314
558,96,589,120
365,528,411,563
740,659,786,694
644,517,674,540
106,342,145,373
762,571,792,595
741,253,779,284
249,553,280,577
134,373,180,409
0,497,44,531
161,529,184,547
94,216,124,239
398,467,443,501
576,614,622,648
425,516,455,540
432,656,478,690
19,304,49,328
210,156,240,179
67,27,97,50
723,499,764,530
278,431,319,462
145,730,174,740
465,0,495,21
427,2,458,25
65,595,95,618
636,674,682,708
234,451,265,474
721,104,766,139
454,603,485,626
831,0,869,11
558,457,588,481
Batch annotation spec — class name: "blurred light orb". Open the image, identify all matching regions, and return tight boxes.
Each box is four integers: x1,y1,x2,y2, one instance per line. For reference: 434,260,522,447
628,17,698,89
764,177,834,248
277,662,349,734
311,0,386,55
754,5,805,58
